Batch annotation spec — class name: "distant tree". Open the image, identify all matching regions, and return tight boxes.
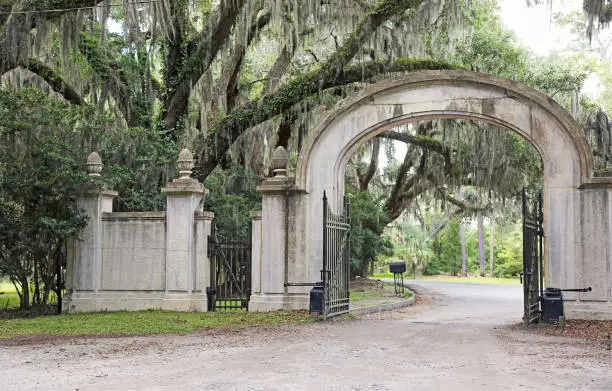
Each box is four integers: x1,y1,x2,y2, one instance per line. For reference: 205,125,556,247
0,88,90,309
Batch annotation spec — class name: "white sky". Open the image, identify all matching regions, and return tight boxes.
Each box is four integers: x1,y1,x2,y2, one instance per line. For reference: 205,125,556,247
499,0,581,56
499,0,603,97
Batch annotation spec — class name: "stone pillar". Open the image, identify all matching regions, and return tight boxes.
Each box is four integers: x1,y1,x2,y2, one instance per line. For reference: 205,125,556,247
161,149,208,311
249,211,263,302
194,211,214,299
63,152,117,313
249,147,309,311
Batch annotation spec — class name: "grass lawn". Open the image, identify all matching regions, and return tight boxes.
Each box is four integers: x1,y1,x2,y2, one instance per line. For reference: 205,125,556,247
349,278,413,306
0,281,61,310
372,273,520,285
350,289,412,301
0,309,313,339
0,282,20,309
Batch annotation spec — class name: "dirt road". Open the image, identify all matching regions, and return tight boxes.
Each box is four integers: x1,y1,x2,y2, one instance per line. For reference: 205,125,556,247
0,282,609,391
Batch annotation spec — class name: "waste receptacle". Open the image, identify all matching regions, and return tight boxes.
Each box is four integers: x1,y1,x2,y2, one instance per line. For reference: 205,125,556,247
206,287,216,312
541,287,564,323
310,281,324,315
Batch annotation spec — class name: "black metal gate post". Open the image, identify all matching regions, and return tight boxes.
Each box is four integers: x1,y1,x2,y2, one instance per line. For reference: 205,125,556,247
521,188,544,325
321,191,351,319
207,222,252,311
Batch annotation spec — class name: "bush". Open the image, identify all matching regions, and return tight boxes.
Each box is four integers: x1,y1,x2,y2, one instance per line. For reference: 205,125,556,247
494,259,522,278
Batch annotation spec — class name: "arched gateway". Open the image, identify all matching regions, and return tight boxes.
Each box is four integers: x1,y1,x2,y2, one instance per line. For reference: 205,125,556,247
249,70,612,319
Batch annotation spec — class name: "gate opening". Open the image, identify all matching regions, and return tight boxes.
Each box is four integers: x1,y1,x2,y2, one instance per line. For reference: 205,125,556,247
207,222,252,311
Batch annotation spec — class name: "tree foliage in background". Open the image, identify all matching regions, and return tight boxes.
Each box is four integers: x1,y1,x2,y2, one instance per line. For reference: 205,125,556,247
0,88,91,309
346,188,393,277
0,87,181,310
203,165,261,238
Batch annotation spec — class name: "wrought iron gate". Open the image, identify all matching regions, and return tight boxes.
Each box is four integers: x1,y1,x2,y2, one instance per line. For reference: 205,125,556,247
207,223,251,311
521,188,544,325
321,191,351,319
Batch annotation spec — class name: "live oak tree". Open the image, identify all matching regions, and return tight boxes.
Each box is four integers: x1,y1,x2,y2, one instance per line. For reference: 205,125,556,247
0,0,467,181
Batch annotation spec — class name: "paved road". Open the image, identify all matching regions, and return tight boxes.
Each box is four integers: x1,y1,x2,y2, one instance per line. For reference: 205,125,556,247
1,281,609,391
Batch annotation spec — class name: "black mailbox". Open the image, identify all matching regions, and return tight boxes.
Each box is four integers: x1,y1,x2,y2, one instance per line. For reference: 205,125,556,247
310,281,324,315
541,287,564,323
388,262,407,274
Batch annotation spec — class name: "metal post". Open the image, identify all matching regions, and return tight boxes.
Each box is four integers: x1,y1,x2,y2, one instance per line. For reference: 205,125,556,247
344,196,351,301
322,191,328,317
522,188,529,326
538,192,544,299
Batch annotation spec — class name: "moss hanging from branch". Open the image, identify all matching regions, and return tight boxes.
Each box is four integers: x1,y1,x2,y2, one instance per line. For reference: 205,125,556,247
195,57,458,177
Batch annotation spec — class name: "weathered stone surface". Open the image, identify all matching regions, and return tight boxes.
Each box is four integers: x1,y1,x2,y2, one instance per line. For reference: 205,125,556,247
101,213,166,291
250,212,263,296
64,152,213,313
273,70,612,318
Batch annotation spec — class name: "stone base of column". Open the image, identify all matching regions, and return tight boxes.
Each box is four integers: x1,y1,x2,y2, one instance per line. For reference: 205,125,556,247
564,301,612,320
248,293,309,312
62,292,208,313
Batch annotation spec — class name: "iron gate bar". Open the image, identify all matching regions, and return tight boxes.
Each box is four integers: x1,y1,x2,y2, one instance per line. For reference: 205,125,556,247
207,222,252,311
538,192,544,300
321,191,351,319
522,188,544,326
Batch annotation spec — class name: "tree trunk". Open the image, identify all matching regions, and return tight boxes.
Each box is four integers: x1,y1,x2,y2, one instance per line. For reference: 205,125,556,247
459,222,467,277
33,260,41,306
489,220,495,277
19,276,29,310
478,214,485,275
358,138,380,191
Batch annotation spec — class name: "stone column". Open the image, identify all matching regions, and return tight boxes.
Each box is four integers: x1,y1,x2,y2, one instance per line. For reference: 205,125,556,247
249,147,309,311
249,211,263,302
63,152,117,313
161,149,208,311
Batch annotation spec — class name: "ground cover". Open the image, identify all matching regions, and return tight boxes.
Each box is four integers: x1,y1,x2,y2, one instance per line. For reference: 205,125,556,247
524,319,612,346
0,278,408,341
349,278,412,309
372,273,520,285
0,310,313,340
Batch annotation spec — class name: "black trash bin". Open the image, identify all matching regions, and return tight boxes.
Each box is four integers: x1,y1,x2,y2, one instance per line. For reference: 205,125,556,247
541,287,564,323
310,281,324,315
206,287,216,312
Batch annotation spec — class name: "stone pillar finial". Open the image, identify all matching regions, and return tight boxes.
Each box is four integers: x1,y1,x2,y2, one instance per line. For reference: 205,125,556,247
85,152,103,176
177,148,194,180
271,146,289,178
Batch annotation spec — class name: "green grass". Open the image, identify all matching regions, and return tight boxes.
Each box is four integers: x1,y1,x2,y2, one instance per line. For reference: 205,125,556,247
349,290,390,301
0,282,20,309
372,273,520,285
0,281,62,310
0,310,313,339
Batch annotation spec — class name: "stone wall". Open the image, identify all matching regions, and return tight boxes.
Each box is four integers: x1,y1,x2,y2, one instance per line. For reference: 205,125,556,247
101,213,166,291
63,150,213,313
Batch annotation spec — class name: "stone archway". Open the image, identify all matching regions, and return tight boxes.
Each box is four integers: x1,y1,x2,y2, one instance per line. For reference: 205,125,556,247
249,70,612,319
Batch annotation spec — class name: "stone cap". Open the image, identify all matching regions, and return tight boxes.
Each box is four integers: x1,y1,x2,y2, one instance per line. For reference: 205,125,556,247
256,177,293,194
163,148,208,194
161,180,207,195
85,152,103,176
195,211,215,220
82,188,118,197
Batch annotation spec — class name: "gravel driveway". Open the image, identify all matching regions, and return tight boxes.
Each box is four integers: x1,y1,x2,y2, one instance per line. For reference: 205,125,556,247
0,281,609,391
